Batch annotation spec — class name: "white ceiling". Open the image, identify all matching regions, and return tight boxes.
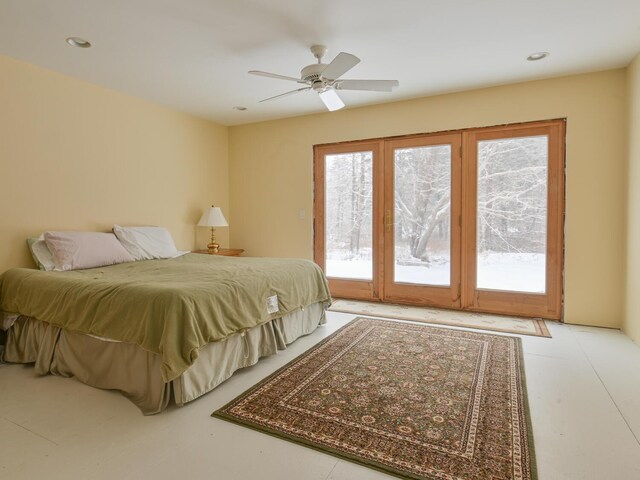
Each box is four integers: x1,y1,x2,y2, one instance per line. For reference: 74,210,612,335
1,0,639,126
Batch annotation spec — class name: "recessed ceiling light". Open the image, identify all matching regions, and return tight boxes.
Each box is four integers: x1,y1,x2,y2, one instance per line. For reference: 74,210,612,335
233,106,247,111
527,52,549,61
66,37,91,48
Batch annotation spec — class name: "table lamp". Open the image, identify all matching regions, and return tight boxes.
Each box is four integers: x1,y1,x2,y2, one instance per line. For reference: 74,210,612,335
197,205,228,253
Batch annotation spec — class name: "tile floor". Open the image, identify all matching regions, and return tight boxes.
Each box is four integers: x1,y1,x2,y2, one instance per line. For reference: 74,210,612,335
1,312,640,480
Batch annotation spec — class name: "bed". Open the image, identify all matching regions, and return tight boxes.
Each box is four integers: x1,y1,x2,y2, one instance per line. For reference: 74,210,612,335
0,253,331,414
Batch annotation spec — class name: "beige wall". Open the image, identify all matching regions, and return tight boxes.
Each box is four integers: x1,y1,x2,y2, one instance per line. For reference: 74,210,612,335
229,69,628,328
624,54,640,342
0,54,228,273
0,51,630,330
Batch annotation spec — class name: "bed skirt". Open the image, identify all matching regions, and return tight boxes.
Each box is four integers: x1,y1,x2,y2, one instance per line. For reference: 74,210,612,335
2,302,326,415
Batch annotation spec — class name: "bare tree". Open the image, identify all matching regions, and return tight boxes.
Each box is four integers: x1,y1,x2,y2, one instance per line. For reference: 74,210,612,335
325,152,373,261
324,136,547,269
394,145,451,264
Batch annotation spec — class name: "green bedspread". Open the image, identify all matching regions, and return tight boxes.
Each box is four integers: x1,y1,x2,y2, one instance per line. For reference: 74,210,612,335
0,254,331,382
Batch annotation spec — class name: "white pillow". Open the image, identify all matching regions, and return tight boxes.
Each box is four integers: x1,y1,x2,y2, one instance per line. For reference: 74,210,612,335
112,225,186,260
27,235,56,271
44,231,134,271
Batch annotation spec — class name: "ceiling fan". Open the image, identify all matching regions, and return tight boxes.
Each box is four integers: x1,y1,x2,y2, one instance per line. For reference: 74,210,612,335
249,45,399,111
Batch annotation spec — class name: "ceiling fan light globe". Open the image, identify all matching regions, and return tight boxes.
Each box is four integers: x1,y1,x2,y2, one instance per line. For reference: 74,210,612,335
318,89,345,111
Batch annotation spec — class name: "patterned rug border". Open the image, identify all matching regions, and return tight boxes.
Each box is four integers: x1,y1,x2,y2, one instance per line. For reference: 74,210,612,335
328,301,552,338
212,317,538,480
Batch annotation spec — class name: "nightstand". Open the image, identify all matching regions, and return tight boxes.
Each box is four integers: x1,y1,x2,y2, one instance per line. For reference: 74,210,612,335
194,248,244,257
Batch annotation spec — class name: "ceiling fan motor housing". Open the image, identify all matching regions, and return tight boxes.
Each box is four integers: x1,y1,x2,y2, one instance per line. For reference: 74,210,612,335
301,63,327,83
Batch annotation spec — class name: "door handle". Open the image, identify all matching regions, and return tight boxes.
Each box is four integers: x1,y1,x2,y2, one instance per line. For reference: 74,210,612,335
385,209,392,233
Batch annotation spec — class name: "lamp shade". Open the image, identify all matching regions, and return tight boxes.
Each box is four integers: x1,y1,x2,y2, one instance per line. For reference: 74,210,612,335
197,206,228,227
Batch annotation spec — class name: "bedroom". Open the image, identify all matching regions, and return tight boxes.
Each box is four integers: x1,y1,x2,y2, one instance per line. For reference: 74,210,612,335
0,0,639,479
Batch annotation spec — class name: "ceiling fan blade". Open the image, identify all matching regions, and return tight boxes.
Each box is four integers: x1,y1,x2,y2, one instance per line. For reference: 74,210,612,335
259,87,311,103
249,70,303,83
335,79,399,92
318,89,345,111
321,52,360,80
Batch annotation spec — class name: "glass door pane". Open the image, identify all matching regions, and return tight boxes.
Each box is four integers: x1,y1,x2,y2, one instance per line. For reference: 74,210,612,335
393,145,452,286
324,151,373,280
476,135,548,293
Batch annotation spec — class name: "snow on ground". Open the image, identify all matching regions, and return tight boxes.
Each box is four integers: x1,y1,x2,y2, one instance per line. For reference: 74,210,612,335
325,260,373,281
477,252,545,292
326,252,545,293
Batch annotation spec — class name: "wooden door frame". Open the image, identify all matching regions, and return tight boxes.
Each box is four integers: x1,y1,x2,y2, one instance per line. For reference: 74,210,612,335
461,119,565,319
382,133,463,309
313,140,384,301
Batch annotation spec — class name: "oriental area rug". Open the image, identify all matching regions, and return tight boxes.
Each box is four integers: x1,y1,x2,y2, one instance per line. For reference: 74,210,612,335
213,317,537,480
329,299,551,338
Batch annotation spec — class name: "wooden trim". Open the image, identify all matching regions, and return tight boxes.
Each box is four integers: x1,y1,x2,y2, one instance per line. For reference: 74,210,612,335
460,130,473,311
314,118,566,149
313,145,326,272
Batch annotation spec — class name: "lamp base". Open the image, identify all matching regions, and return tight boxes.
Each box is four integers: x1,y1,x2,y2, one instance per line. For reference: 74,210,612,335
206,226,219,253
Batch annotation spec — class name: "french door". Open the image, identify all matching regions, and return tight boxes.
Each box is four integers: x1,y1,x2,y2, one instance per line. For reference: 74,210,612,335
462,122,564,318
314,119,565,320
314,141,384,300
383,134,462,309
